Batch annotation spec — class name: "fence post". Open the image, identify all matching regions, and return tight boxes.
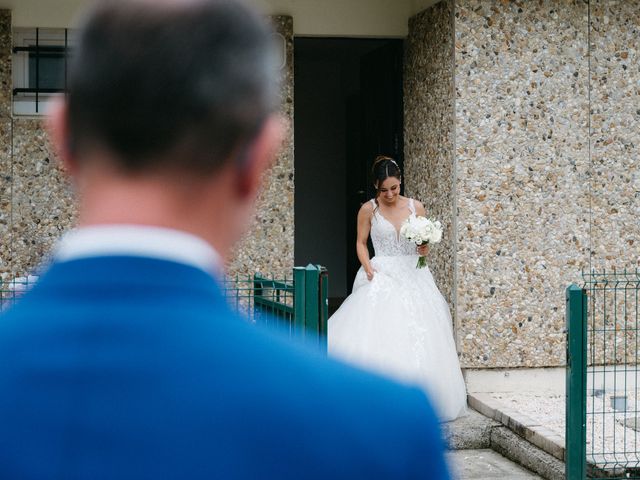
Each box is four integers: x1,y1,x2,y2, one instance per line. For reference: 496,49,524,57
293,265,328,348
304,264,320,340
318,267,328,350
252,275,264,326
566,284,587,480
293,267,306,337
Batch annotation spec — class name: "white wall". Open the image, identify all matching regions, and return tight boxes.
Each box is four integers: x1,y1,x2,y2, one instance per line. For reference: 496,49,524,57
258,0,412,37
0,0,85,28
410,0,440,17
0,0,439,36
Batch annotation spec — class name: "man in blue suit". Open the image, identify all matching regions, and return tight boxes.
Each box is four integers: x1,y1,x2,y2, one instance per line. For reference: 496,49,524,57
0,0,451,478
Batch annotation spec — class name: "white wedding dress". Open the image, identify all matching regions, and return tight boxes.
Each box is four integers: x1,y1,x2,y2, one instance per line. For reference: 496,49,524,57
328,199,467,421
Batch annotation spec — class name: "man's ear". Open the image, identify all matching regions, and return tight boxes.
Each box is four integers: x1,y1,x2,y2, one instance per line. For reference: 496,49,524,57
46,96,78,177
236,115,285,200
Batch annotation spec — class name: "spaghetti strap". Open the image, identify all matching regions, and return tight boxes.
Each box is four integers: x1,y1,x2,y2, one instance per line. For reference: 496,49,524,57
408,198,416,214
369,199,378,222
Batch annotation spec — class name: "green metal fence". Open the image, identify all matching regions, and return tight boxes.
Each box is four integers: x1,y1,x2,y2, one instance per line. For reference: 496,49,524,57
567,271,640,479
222,264,328,347
1,265,329,347
0,275,39,312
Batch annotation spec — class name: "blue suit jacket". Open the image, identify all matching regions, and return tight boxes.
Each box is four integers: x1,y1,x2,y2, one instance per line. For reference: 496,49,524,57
0,256,450,479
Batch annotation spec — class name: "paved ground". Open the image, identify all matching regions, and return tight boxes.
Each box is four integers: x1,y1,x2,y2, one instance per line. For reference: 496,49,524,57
447,449,543,479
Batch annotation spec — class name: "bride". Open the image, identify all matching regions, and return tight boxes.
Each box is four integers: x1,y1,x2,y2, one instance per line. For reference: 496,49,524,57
328,155,467,422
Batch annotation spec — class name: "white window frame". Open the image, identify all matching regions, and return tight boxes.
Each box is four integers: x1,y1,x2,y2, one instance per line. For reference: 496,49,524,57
12,28,74,116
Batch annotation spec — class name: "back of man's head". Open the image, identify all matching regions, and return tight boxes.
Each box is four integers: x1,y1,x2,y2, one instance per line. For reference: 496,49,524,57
67,0,278,175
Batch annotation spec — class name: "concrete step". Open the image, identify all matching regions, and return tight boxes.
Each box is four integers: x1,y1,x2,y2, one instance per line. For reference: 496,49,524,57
444,404,566,480
490,425,565,480
467,393,565,461
447,449,543,479
442,408,498,450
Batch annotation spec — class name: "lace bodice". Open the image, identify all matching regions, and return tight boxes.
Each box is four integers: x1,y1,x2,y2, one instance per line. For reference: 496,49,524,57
369,198,417,257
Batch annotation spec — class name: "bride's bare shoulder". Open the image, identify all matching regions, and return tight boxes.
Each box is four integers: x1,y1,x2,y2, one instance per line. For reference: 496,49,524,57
412,198,424,209
358,200,375,216
412,199,426,215
360,200,375,212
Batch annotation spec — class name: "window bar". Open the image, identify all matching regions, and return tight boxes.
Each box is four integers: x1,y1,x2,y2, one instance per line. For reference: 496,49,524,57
589,272,596,465
603,280,608,466
13,46,67,53
633,278,639,461
35,28,39,113
612,278,618,466
622,274,628,467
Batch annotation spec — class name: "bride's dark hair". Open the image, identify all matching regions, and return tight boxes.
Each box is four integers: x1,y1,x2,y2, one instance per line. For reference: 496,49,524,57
371,155,401,191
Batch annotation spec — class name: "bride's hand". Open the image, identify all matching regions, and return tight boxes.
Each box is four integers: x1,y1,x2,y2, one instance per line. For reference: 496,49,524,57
366,268,376,281
417,244,429,256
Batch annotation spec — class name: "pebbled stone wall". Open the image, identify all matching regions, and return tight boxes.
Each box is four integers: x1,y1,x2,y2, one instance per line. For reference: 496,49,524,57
585,1,640,366
0,12,295,282
404,0,456,313
0,10,11,279
0,12,77,280
10,119,75,277
228,15,295,279
405,1,599,367
454,0,591,368
589,0,640,272
5,2,640,369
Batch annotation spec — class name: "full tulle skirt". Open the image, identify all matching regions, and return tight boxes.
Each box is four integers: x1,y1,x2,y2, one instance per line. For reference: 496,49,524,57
328,255,467,422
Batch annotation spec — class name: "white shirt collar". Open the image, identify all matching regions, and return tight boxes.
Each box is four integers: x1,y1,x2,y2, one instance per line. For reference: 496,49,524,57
53,225,222,277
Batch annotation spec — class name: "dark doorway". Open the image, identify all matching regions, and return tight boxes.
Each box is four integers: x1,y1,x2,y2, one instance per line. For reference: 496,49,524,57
294,37,404,312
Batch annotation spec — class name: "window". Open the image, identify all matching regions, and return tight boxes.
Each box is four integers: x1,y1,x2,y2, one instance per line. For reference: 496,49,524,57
13,28,73,115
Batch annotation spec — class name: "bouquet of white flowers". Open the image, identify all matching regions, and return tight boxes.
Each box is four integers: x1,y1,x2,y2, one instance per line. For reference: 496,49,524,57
400,216,443,268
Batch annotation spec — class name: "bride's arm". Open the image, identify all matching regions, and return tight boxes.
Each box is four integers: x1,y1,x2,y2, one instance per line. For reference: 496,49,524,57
356,202,375,281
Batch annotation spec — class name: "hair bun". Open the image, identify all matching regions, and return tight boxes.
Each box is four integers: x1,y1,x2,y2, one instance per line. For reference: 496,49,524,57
371,155,402,190
373,155,399,169
373,154,392,165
